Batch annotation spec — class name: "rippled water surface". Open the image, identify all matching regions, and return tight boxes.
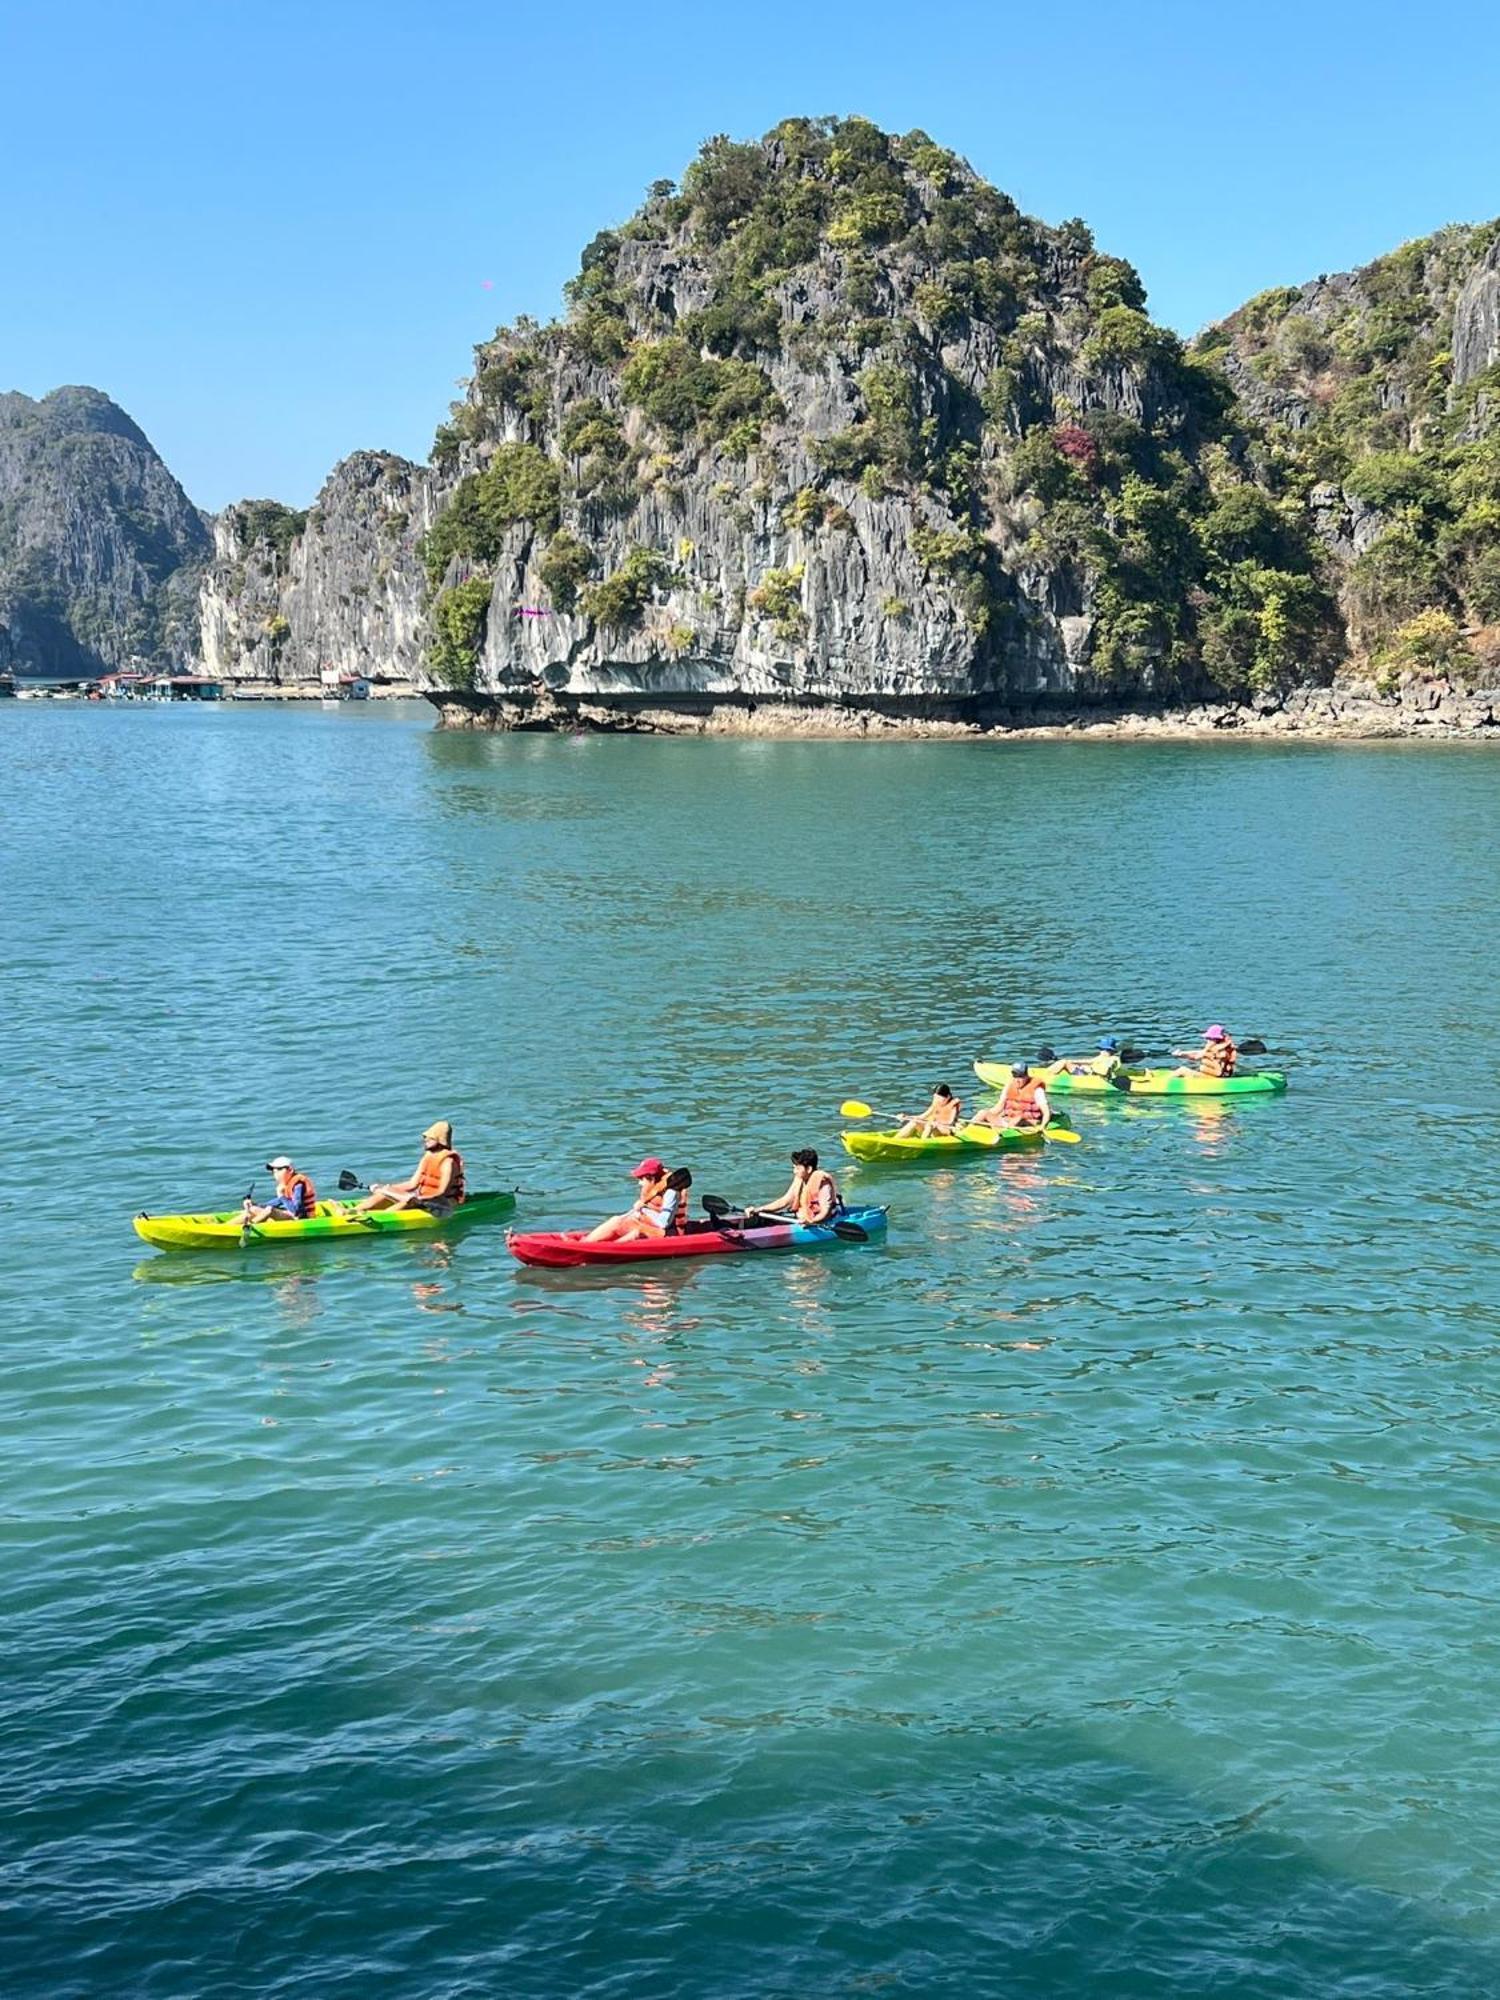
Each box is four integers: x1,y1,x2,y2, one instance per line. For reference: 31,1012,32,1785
4,702,1500,1997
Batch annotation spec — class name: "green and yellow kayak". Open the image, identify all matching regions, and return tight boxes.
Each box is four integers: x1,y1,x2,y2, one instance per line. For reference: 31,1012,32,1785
133,1189,517,1253
973,1060,1287,1098
842,1121,1051,1163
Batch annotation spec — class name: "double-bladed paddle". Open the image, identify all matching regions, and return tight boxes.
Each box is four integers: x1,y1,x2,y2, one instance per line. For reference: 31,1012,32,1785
702,1193,869,1243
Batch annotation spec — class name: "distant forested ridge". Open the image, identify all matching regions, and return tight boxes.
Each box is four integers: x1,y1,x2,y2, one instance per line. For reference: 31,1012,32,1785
0,387,209,677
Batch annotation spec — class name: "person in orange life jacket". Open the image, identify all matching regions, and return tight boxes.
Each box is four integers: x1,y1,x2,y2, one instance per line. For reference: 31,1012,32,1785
243,1155,317,1225
970,1062,1052,1130
352,1121,466,1213
893,1084,963,1139
749,1147,842,1227
1172,1024,1238,1078
585,1159,692,1242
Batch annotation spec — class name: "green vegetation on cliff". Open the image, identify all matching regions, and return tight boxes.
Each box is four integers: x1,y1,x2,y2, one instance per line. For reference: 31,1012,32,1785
233,499,308,563
428,575,492,689
1199,222,1500,682
419,443,560,587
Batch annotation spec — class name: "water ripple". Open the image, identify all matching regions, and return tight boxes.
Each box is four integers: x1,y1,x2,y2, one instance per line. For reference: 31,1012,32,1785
2,710,1500,1994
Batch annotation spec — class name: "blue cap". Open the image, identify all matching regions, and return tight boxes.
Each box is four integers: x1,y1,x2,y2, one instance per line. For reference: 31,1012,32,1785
1099,1036,1118,1051
1011,1062,1030,1076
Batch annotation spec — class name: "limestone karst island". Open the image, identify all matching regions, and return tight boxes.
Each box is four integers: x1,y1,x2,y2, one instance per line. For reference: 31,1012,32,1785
14,14,1500,1992
4,118,1500,734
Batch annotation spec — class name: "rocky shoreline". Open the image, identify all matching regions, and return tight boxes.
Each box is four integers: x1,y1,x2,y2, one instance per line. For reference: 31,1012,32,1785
433,675,1500,742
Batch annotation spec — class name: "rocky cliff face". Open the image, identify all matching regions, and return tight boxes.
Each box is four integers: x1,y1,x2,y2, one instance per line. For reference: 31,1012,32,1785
0,386,210,676
1198,220,1500,681
211,118,1336,723
199,455,431,683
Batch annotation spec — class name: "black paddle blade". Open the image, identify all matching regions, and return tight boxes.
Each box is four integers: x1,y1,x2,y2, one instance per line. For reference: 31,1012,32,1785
1110,1072,1134,1091
1240,1037,1268,1056
702,1194,733,1220
1035,1046,1057,1065
337,1170,361,1191
831,1219,869,1242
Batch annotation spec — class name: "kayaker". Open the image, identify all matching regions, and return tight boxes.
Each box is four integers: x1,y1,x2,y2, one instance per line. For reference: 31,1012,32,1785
971,1063,1052,1130
750,1148,842,1227
351,1121,466,1214
1173,1025,1239,1078
243,1155,317,1225
893,1084,963,1139
1064,1036,1121,1079
585,1160,692,1243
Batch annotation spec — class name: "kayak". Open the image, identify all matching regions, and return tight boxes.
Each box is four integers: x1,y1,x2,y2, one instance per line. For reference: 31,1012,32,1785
973,1060,1287,1098
508,1204,888,1269
842,1122,1049,1163
133,1189,517,1252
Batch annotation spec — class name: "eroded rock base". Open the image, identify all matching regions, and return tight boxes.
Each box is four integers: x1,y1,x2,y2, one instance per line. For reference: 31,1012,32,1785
433,679,1500,742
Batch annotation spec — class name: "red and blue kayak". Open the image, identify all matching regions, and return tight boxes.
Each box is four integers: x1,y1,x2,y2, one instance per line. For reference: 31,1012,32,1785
507,1204,888,1269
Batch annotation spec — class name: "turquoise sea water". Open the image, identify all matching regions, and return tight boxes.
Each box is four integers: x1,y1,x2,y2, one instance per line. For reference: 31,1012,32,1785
4,702,1500,1997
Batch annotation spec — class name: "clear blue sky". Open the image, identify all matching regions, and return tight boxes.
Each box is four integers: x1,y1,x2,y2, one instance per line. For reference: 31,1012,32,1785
4,0,1496,512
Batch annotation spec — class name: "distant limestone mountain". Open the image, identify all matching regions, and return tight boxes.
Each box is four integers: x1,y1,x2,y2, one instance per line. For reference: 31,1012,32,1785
0,386,211,678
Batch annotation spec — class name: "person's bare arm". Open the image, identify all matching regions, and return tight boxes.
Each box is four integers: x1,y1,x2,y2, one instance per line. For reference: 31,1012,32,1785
752,1179,799,1214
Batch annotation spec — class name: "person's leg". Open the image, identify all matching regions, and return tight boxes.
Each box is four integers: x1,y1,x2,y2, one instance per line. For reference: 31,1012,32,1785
893,1115,920,1137
354,1188,400,1213
584,1212,632,1243
246,1201,293,1224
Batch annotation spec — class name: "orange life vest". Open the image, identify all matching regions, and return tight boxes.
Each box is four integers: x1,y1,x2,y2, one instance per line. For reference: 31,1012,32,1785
413,1147,464,1203
801,1168,841,1223
275,1168,317,1215
1000,1076,1045,1124
1201,1038,1237,1077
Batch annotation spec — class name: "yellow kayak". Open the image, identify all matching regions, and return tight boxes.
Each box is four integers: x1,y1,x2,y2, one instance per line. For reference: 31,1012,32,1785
842,1123,1048,1162
133,1189,517,1252
973,1060,1287,1097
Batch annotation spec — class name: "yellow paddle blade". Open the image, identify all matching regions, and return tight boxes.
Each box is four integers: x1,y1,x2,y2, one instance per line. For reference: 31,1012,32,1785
957,1123,999,1146
839,1100,874,1119
1043,1125,1081,1143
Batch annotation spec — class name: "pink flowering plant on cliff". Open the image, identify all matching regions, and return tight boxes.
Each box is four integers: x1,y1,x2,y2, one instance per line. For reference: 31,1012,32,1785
1053,424,1100,475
